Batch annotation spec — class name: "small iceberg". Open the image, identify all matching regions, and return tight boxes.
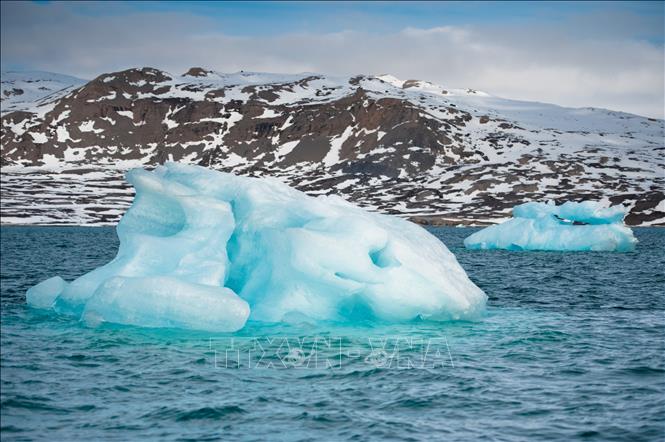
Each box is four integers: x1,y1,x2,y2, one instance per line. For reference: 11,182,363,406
464,201,637,252
27,163,486,332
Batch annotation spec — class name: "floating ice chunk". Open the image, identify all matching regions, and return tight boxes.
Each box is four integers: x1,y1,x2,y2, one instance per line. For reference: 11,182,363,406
82,276,249,332
26,276,66,309
27,163,486,331
464,201,637,252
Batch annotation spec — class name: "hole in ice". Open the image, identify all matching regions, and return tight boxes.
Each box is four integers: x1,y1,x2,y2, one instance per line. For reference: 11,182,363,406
553,214,589,226
368,244,400,268
338,294,375,321
334,271,357,281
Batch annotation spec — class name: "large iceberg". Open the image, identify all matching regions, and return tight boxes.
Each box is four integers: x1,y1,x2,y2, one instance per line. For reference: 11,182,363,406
464,201,637,252
27,163,486,332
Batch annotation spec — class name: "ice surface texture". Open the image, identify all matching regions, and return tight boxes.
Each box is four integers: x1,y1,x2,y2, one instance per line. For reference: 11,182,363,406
464,201,637,252
27,163,486,331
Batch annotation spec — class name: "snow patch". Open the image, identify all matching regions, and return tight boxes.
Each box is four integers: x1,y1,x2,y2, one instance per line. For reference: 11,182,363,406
29,132,48,144
323,126,354,167
117,110,134,119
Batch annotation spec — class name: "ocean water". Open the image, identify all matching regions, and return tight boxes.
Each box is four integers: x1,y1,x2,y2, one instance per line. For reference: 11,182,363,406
1,226,663,441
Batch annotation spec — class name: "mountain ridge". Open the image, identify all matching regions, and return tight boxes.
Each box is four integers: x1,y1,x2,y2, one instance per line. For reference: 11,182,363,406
1,67,663,226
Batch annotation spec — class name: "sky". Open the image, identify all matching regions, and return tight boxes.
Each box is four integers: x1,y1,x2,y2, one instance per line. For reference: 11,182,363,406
1,1,664,118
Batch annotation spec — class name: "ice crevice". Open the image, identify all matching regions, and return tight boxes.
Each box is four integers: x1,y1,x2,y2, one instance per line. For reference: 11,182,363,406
27,163,487,332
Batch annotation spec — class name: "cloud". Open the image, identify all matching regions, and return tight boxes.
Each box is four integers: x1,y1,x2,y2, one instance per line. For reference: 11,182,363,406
2,1,663,118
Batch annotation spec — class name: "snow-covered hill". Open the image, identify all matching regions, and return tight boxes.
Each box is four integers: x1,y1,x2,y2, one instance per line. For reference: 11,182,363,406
1,71,86,116
1,67,663,225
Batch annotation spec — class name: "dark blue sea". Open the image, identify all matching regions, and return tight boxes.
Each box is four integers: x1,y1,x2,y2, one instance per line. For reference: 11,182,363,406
1,227,664,441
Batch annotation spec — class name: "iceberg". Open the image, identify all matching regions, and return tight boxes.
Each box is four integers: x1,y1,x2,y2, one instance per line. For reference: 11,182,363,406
464,201,637,252
26,276,67,309
27,163,486,332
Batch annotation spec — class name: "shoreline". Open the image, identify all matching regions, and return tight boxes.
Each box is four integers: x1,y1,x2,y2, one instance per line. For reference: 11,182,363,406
2,218,663,228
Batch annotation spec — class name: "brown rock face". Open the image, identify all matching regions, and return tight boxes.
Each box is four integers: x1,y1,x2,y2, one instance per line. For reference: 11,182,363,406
183,67,213,77
1,67,663,226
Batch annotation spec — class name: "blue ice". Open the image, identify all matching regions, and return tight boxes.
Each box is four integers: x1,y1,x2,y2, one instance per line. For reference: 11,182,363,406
464,201,637,252
27,163,486,332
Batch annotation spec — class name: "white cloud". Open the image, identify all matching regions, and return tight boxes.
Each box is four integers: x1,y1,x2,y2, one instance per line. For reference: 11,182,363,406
2,2,663,118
